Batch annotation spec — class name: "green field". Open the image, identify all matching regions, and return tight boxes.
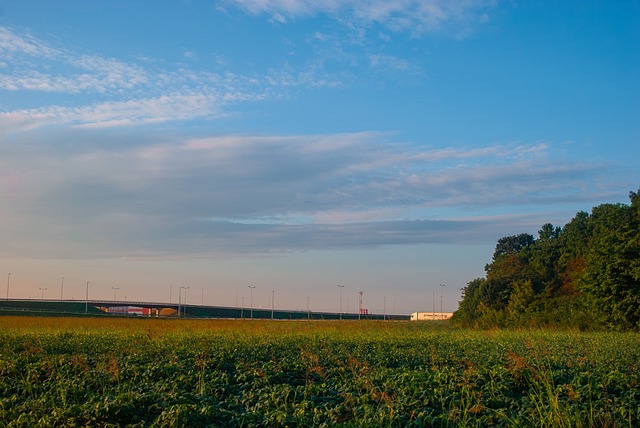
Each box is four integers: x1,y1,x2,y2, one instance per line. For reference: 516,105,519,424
0,317,638,427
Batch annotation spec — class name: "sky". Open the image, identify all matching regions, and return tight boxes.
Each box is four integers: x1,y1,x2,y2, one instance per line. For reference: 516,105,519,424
1,1,638,314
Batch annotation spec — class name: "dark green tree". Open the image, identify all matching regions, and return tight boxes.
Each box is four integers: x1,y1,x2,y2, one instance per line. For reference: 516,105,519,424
538,223,561,240
506,279,538,326
581,195,640,329
492,233,535,261
452,278,484,326
482,253,529,310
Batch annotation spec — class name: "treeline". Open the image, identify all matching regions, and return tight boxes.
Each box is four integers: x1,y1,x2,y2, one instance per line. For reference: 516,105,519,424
453,188,640,330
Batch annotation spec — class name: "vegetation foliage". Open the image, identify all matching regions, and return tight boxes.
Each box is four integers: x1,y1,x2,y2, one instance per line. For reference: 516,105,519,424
0,317,638,427
454,189,640,330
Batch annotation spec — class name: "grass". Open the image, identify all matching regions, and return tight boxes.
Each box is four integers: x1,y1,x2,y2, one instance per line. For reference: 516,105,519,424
0,317,638,427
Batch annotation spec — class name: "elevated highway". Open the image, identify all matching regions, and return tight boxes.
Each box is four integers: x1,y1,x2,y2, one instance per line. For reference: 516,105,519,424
0,298,409,320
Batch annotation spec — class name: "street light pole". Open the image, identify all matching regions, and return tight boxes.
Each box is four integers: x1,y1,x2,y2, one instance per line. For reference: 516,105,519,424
6,273,10,300
439,283,445,320
112,287,119,301
60,277,64,301
248,286,255,319
85,281,89,314
39,287,47,300
338,284,344,319
180,286,190,317
271,290,274,320
185,286,190,316
178,286,182,316
432,290,435,319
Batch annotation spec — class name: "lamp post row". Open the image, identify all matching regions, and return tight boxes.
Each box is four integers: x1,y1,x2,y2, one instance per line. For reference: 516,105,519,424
237,284,380,320
4,274,419,318
4,274,123,304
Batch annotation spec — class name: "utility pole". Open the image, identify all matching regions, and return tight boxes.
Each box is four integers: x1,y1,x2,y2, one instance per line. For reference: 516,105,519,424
60,277,64,301
39,287,47,300
6,273,10,300
338,284,344,319
271,290,275,320
112,287,119,301
358,291,363,321
85,281,89,314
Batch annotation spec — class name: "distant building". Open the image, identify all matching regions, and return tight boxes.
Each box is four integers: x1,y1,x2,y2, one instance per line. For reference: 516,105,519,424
410,311,453,321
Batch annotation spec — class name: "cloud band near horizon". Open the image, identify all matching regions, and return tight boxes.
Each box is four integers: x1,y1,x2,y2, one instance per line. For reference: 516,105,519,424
0,128,612,260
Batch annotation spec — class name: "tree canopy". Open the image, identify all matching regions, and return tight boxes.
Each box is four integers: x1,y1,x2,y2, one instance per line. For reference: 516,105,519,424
453,188,640,330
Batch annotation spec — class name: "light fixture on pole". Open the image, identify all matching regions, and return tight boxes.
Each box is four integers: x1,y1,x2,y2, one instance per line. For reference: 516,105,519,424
112,287,119,301
39,287,47,300
248,286,255,319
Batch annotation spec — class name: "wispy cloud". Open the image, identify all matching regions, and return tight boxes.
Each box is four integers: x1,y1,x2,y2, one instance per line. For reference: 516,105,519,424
221,0,496,36
368,53,424,79
212,1,498,82
0,25,342,131
0,27,150,94
0,90,245,133
0,26,58,58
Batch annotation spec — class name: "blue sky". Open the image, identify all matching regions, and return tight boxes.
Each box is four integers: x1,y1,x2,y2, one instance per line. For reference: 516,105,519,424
1,1,638,314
